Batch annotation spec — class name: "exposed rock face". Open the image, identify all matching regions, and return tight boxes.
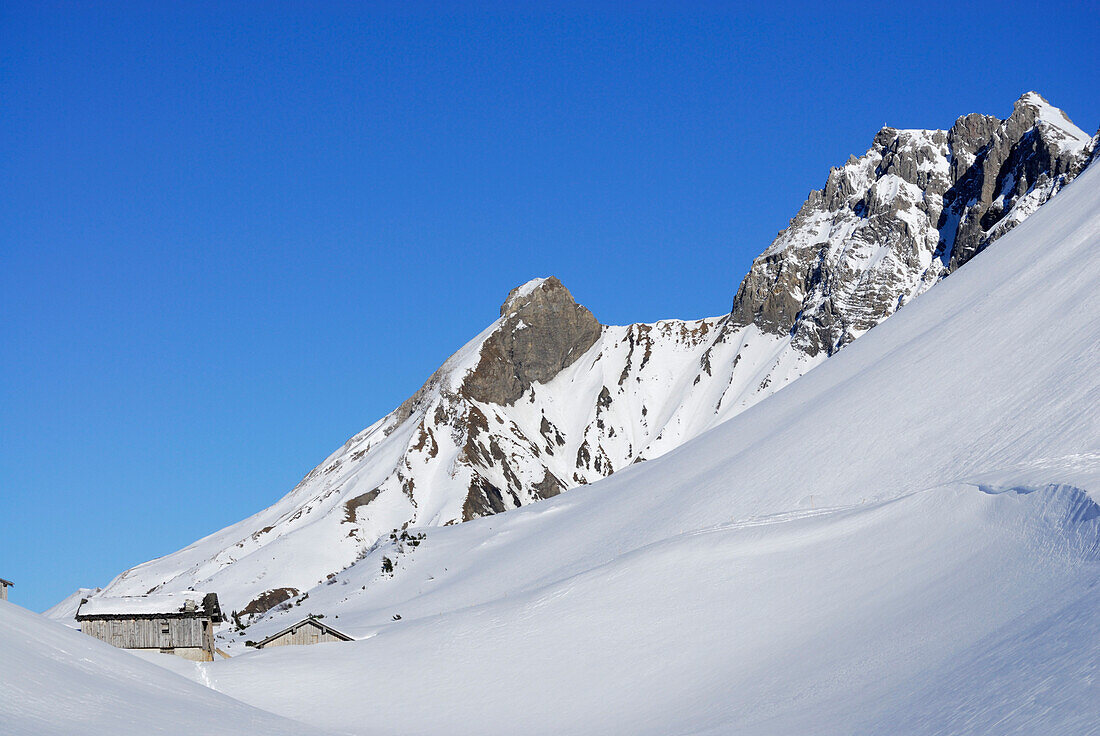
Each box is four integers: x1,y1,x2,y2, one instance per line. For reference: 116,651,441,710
942,93,1095,270
240,587,299,617
87,93,1098,617
728,92,1095,356
465,277,602,405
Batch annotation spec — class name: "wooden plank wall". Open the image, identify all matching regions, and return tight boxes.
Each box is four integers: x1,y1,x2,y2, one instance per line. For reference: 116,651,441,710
81,617,205,650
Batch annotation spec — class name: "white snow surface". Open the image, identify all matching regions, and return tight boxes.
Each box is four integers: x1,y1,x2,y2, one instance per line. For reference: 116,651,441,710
0,600,334,736
42,587,98,628
159,154,1100,733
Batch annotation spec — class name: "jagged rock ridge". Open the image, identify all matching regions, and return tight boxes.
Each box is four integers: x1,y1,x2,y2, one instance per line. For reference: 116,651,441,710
727,91,1095,355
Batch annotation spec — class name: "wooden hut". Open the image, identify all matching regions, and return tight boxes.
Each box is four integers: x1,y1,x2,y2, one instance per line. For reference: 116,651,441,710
75,592,223,661
255,615,353,649
0,578,12,601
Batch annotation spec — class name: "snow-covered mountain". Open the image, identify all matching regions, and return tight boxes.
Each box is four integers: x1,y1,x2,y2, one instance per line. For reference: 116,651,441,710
155,124,1100,735
16,91,1100,735
68,92,1097,623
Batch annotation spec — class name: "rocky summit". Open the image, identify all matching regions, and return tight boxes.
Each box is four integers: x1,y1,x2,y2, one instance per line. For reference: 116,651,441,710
465,277,602,406
727,91,1095,356
77,93,1097,624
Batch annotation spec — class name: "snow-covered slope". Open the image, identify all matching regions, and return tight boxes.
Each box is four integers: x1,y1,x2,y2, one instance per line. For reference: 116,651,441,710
68,93,1097,628
0,600,334,736
42,586,99,628
186,126,1100,735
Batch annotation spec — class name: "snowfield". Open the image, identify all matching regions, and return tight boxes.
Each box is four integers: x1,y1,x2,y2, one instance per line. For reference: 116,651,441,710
180,148,1100,732
204,488,1100,735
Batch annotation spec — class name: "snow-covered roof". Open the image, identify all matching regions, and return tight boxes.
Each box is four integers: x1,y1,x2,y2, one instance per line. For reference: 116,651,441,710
76,592,222,621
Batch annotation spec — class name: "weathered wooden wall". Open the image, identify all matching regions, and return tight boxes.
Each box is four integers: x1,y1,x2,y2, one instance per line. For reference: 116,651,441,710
0,585,8,601
80,616,214,659
262,621,346,648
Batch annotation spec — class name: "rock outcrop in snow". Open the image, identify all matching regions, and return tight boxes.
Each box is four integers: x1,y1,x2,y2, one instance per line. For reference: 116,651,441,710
726,91,1095,355
73,93,1097,621
464,277,603,406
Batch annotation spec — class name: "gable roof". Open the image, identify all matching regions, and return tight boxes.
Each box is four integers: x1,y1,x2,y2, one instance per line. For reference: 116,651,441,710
0,578,12,587
255,616,353,648
76,592,223,622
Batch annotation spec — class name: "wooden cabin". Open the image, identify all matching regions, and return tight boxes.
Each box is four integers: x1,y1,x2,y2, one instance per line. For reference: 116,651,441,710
0,578,12,601
76,592,223,661
255,616,353,649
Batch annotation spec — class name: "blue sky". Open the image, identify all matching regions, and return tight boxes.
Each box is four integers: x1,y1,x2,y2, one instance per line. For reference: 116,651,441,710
2,1,1097,612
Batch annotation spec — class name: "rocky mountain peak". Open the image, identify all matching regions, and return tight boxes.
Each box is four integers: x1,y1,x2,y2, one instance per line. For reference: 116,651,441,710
940,93,1093,270
726,92,1094,356
1011,91,1086,136
500,276,579,317
1012,91,1053,124
465,277,603,405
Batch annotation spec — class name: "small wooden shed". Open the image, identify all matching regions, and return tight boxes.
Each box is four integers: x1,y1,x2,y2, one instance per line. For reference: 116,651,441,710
255,616,353,649
0,578,12,601
76,592,224,661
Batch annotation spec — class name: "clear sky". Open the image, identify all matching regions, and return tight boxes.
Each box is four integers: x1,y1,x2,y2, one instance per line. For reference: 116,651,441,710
2,1,1097,612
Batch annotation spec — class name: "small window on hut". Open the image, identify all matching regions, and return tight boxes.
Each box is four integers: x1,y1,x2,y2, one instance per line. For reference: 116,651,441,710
161,620,170,634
